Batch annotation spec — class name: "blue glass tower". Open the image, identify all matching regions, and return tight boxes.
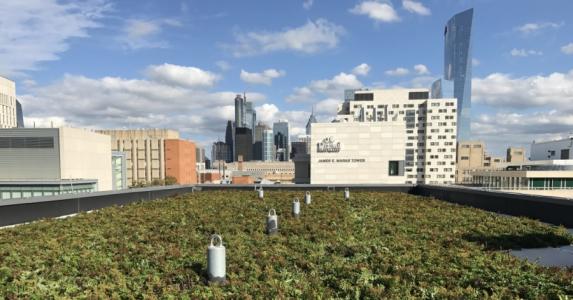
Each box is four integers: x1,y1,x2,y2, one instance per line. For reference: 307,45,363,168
443,8,473,141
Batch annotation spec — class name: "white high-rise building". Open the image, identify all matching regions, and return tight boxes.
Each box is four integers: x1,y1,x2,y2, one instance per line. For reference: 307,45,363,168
311,88,457,185
0,76,17,129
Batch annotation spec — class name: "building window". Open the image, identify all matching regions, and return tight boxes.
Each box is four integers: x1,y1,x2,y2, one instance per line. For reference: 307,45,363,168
388,161,403,176
561,149,569,159
354,93,373,101
409,91,429,100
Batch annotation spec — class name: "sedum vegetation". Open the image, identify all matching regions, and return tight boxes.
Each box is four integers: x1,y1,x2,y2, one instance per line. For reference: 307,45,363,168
0,190,572,299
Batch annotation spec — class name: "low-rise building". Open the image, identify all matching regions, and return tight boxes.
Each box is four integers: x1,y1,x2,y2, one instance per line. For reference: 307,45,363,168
97,129,197,186
470,160,573,197
0,127,112,200
531,137,573,160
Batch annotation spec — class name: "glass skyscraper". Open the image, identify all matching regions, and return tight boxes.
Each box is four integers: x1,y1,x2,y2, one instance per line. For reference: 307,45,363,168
443,8,473,141
262,129,274,161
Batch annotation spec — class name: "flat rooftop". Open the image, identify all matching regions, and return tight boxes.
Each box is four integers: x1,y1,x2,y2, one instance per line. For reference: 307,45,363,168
0,190,571,298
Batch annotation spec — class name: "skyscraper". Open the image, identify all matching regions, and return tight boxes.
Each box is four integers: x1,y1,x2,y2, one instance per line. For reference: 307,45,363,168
225,120,234,161
273,121,290,161
212,141,232,163
305,108,317,135
262,129,274,161
253,122,269,161
234,127,253,161
234,94,245,128
16,100,24,128
443,8,473,141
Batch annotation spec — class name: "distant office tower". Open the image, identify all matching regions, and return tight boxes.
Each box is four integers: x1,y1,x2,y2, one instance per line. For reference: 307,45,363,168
306,109,317,135
273,121,290,161
262,129,274,161
225,120,234,161
244,101,256,132
0,76,17,128
234,94,245,128
442,8,473,141
234,127,253,161
212,141,232,162
196,147,206,163
253,122,269,160
16,100,24,128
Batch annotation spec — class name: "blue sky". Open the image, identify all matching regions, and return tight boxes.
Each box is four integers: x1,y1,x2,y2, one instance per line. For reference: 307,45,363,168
2,0,573,157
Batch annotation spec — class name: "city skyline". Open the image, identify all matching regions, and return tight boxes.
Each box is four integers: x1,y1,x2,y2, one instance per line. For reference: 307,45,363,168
1,1,573,156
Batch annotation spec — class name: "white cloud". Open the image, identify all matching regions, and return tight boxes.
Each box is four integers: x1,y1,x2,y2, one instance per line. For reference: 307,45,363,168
472,69,573,155
145,64,220,88
561,43,573,55
515,22,563,35
413,64,430,75
119,18,182,50
510,48,543,57
287,72,363,103
19,66,267,145
240,69,286,85
472,58,481,67
473,69,573,108
303,0,314,10
350,1,400,23
314,98,341,115
385,67,409,76
402,0,430,16
215,60,231,71
0,0,110,76
351,63,371,76
230,19,344,57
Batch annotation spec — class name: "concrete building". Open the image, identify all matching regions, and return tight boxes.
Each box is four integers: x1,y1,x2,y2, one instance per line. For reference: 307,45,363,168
165,139,197,184
273,121,290,161
317,88,457,185
507,147,526,163
0,76,17,129
470,160,573,198
484,155,505,168
456,141,485,184
97,129,198,186
0,128,112,200
531,137,573,161
196,147,206,163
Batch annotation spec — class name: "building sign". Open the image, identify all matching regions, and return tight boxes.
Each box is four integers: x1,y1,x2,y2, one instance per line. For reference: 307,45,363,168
317,137,341,153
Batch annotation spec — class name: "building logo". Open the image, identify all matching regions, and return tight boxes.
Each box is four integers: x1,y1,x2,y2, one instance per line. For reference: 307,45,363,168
317,137,341,153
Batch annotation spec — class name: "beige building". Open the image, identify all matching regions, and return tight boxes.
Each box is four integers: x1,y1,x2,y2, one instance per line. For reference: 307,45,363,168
470,160,573,198
456,141,485,184
97,129,179,186
0,76,17,129
506,147,526,163
326,88,458,185
455,142,524,184
0,127,112,200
